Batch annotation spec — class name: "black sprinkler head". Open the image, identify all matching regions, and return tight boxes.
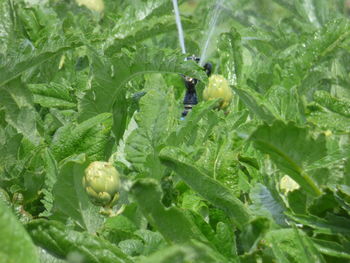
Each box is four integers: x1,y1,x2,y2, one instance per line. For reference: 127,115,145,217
203,62,212,77
181,56,212,119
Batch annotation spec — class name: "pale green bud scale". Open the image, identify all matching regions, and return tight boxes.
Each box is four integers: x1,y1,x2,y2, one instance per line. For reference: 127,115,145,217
83,161,121,207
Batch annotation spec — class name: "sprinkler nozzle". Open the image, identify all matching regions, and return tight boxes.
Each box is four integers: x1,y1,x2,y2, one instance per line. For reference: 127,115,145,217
181,56,212,118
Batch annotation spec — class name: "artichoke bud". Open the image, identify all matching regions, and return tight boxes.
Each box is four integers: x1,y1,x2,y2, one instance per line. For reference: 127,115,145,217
203,74,233,109
83,161,120,207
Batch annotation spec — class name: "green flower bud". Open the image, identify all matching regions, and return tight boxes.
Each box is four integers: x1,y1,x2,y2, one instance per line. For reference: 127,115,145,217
83,161,120,207
203,74,233,109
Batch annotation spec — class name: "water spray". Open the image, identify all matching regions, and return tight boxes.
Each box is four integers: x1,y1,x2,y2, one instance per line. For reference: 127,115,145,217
172,0,186,54
199,0,224,66
171,0,214,118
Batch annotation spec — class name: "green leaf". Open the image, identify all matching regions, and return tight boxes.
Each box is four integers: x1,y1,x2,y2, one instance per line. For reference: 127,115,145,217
250,183,287,226
112,92,128,144
273,0,328,27
0,0,12,53
264,86,306,124
100,215,139,244
0,200,39,263
0,41,79,87
218,28,243,85
106,0,171,27
77,50,128,140
0,130,23,173
28,82,76,109
130,179,207,244
314,90,350,117
159,146,252,230
181,190,209,220
271,0,302,20
265,228,325,263
215,222,238,260
306,146,350,172
287,190,307,214
183,210,218,248
136,240,227,263
286,212,350,236
167,100,219,146
250,121,324,196
312,0,331,25
308,111,350,132
50,113,112,162
125,88,169,178
239,217,270,253
79,47,207,121
312,238,350,260
291,19,349,90
40,148,58,217
26,219,132,263
118,239,144,256
106,16,194,55
334,185,350,215
37,248,67,263
232,86,275,124
134,229,167,256
52,154,103,233
0,79,41,144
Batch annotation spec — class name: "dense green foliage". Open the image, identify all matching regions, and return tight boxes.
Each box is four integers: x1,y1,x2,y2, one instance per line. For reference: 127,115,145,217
1,0,350,262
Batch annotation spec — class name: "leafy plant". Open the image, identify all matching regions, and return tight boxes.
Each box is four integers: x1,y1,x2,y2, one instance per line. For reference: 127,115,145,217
1,0,350,262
